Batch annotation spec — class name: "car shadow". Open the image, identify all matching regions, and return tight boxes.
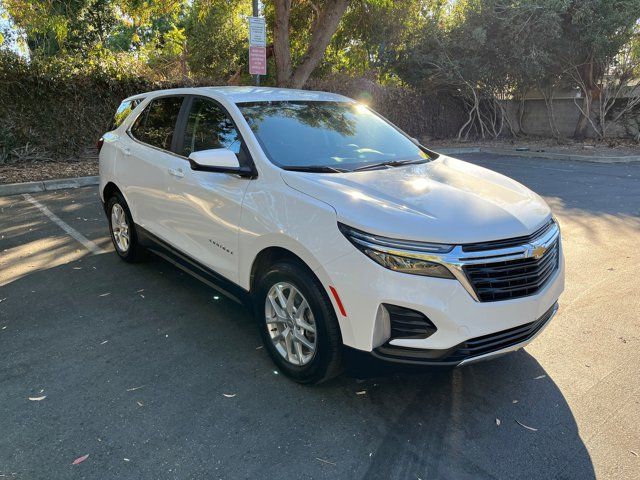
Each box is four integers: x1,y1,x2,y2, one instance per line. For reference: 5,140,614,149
337,350,595,479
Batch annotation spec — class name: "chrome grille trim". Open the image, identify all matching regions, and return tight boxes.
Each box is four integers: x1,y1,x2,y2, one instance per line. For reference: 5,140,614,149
444,221,560,302
461,219,556,252
343,218,561,302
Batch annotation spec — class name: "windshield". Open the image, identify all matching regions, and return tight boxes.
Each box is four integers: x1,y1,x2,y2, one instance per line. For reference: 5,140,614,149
237,101,430,171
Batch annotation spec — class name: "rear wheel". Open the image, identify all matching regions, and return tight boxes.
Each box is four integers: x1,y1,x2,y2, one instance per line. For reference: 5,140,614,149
254,261,343,384
106,193,147,262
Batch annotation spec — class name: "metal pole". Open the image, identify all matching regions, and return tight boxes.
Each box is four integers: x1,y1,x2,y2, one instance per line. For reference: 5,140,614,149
253,0,260,86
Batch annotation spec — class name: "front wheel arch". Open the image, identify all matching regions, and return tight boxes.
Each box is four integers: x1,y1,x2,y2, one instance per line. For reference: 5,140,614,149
253,258,344,383
250,247,311,293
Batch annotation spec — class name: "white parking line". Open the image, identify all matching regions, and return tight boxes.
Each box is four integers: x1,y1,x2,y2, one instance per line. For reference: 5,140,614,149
23,193,108,255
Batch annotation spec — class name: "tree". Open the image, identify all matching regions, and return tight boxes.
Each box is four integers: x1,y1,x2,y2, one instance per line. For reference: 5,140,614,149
395,0,565,139
324,0,426,78
185,0,251,81
3,0,119,56
270,0,350,88
557,0,640,139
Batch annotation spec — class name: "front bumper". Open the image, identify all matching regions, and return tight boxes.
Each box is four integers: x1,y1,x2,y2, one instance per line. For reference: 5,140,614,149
318,239,565,356
371,302,558,366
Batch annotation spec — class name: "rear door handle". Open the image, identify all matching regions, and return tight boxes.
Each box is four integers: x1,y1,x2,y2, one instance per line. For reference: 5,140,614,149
168,167,184,178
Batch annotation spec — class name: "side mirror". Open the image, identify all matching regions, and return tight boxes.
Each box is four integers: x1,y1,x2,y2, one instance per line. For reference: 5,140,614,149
188,148,254,177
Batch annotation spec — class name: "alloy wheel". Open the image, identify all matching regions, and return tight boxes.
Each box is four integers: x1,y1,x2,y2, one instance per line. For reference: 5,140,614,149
265,282,317,366
111,203,130,253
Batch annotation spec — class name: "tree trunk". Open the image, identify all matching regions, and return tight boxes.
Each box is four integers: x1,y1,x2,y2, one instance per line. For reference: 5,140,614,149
272,0,349,88
574,90,593,139
574,58,594,140
288,0,349,88
273,0,293,86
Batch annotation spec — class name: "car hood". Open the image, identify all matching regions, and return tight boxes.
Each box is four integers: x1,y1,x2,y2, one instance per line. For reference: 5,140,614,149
280,155,551,244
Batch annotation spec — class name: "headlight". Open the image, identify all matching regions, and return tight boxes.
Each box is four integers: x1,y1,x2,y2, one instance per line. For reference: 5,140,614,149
338,223,455,279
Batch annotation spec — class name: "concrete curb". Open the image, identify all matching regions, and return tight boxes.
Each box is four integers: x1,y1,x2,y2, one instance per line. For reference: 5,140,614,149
0,175,99,197
436,147,640,164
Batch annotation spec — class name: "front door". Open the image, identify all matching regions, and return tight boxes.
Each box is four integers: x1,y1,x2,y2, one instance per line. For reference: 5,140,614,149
164,97,252,284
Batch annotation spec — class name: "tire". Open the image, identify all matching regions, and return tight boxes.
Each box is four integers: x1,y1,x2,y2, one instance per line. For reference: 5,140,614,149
254,260,343,384
106,192,147,263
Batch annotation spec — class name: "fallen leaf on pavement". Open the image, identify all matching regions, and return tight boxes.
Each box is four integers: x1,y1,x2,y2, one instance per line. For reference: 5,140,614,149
136,401,144,407
72,454,89,465
28,396,46,401
356,391,367,395
0,298,7,303
515,420,538,431
100,340,108,345
223,393,236,398
512,400,519,404
496,418,501,426
124,458,130,462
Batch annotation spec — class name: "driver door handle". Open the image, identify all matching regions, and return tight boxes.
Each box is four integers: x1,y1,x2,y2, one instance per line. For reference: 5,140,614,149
168,167,184,178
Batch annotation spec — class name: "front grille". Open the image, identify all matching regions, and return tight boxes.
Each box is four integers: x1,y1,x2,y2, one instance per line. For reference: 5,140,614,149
464,238,559,302
385,304,436,340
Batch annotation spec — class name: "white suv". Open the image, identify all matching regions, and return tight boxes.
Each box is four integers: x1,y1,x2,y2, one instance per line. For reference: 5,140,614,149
99,87,564,383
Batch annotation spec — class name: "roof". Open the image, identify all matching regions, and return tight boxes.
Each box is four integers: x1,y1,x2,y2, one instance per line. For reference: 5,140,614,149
127,86,353,104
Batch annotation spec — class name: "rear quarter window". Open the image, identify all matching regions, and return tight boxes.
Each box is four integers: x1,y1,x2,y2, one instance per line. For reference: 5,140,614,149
111,98,144,130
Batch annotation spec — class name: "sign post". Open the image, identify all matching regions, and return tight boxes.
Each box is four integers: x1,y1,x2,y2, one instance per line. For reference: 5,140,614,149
249,1,265,86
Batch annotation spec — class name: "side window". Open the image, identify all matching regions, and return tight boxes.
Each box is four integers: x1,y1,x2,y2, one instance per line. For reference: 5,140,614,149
111,98,143,130
130,96,183,151
182,98,242,157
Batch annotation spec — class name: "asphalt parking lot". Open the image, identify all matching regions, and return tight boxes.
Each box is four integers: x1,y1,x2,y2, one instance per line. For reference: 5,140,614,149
1,153,639,479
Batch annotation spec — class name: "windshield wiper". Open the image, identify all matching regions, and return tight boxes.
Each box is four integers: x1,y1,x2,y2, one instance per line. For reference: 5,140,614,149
282,165,349,173
352,158,428,172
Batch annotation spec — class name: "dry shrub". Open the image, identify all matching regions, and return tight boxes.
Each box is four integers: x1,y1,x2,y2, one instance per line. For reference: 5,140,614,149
0,56,466,164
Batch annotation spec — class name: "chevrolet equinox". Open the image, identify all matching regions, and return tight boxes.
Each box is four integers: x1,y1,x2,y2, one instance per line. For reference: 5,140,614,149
99,87,564,383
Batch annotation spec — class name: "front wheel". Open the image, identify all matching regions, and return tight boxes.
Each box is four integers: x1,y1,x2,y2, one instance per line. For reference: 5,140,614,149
254,261,343,384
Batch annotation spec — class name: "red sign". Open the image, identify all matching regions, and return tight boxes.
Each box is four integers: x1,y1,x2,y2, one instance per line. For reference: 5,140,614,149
249,46,267,75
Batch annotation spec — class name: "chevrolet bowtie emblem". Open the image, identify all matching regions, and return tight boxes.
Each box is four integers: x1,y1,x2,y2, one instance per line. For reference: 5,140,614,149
531,245,547,259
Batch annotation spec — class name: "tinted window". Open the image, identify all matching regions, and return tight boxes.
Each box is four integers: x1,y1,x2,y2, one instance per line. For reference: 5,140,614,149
131,96,183,151
182,98,241,156
111,98,143,130
238,101,428,170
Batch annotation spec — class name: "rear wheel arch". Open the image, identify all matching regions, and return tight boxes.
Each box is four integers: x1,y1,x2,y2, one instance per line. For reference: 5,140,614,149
102,182,122,209
102,182,136,223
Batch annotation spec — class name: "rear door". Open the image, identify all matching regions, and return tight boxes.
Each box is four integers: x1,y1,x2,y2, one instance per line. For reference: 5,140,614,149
120,95,185,240
163,96,253,283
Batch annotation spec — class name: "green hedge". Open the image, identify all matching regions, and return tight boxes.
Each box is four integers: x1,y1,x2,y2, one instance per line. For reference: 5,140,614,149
0,54,467,164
